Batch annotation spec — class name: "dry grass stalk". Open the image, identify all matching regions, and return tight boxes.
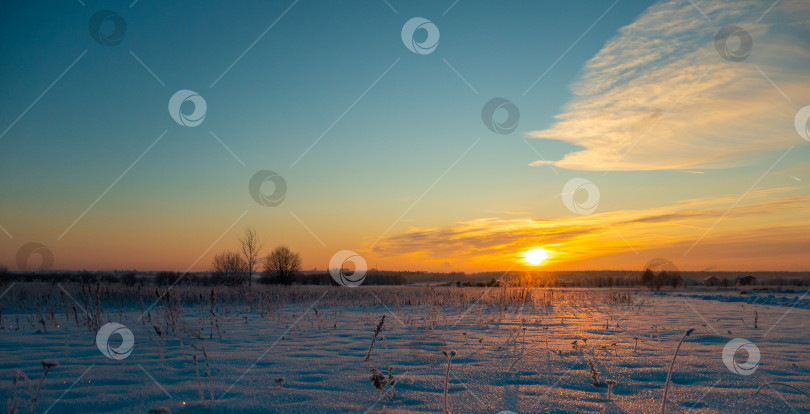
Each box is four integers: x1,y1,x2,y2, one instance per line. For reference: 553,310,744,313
365,315,385,362
660,328,695,414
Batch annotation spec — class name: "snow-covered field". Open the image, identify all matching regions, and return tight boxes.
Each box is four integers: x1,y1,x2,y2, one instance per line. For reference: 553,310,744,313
2,284,809,413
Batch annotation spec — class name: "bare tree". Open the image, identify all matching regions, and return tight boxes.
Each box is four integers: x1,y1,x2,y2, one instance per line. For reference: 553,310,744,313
211,251,248,286
239,226,263,288
262,246,302,285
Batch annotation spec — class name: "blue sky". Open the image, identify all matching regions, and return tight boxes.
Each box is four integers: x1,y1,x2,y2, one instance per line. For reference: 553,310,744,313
1,0,808,272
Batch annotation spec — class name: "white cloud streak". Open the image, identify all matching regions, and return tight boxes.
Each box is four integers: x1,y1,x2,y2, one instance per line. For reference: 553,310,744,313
529,0,810,171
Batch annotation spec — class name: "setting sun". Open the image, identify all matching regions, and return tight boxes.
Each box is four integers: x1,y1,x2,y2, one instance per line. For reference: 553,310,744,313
524,248,550,266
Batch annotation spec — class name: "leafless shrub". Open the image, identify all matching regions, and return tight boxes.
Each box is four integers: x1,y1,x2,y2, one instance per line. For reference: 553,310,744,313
239,226,264,289
211,252,248,287
261,246,301,285
369,367,396,400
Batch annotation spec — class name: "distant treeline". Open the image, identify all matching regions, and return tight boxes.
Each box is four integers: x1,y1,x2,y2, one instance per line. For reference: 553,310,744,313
0,267,408,287
1,265,808,288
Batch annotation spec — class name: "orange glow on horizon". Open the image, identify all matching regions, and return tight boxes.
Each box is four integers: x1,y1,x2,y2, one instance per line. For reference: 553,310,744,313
524,248,551,266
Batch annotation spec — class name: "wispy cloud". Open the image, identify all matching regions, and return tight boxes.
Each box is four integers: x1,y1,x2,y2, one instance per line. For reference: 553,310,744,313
371,187,810,270
528,0,810,171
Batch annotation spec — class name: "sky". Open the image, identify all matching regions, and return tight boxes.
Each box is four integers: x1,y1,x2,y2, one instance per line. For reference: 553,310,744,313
1,0,808,273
